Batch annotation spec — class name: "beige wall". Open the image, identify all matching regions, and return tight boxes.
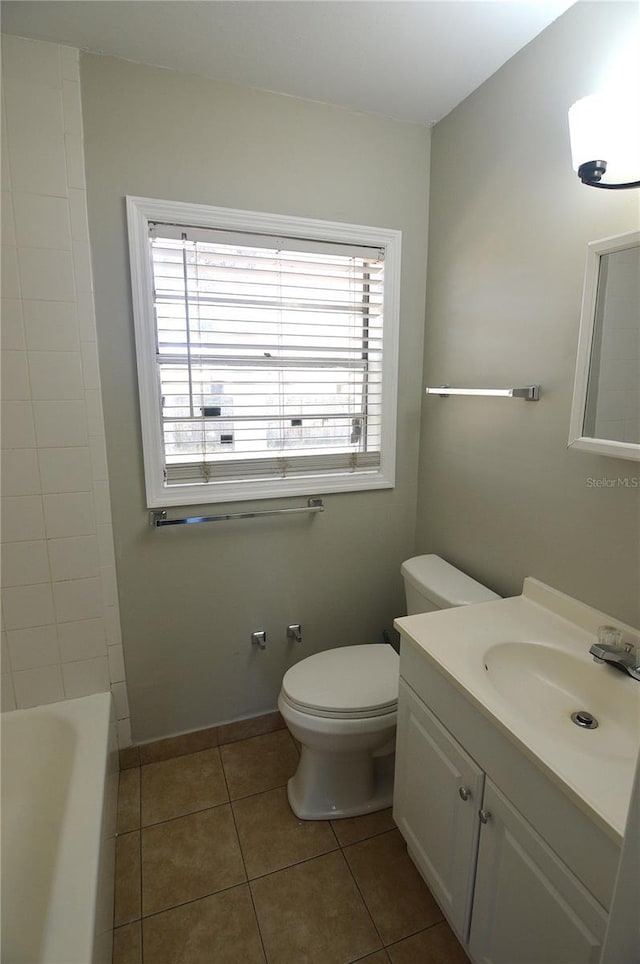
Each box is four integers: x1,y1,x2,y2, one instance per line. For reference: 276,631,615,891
81,55,430,742
0,35,131,744
417,1,639,626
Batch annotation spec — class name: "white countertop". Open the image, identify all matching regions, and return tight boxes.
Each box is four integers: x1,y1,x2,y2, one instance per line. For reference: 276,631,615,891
394,579,640,842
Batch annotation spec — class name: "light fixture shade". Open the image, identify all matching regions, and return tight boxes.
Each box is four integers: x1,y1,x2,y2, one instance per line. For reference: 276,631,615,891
569,92,640,184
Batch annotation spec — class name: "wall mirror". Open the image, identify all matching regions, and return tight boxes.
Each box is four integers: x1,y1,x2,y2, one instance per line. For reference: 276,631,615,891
569,229,640,461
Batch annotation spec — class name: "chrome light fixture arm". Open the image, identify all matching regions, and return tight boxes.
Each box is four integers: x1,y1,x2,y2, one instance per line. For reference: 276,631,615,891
577,160,640,190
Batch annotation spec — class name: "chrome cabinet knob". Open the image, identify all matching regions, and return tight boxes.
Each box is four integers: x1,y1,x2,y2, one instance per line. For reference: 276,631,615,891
458,786,472,801
479,809,492,824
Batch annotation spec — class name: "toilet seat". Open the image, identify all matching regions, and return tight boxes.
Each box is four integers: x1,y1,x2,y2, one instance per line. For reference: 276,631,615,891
281,644,399,720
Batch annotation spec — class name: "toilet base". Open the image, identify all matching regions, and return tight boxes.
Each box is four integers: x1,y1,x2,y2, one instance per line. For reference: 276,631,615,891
286,748,395,821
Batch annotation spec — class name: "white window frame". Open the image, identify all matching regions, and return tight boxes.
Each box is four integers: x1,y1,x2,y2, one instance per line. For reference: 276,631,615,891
126,196,401,508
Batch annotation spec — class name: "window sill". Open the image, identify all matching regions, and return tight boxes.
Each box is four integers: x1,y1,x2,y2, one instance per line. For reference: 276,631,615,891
145,469,395,508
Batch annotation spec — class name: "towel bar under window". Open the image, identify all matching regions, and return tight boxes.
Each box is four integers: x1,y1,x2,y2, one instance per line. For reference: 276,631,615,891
149,497,325,527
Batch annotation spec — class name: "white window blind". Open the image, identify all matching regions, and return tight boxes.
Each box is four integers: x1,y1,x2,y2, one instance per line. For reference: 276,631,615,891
127,197,400,507
149,223,385,487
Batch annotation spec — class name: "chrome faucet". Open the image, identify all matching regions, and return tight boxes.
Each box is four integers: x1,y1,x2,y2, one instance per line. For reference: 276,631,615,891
589,626,640,682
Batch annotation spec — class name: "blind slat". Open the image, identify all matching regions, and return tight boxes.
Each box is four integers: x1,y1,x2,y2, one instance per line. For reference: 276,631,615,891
165,450,381,485
150,224,384,261
149,221,385,483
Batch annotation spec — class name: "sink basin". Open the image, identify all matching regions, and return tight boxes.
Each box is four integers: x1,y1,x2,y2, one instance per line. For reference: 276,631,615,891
483,642,639,761
395,581,640,836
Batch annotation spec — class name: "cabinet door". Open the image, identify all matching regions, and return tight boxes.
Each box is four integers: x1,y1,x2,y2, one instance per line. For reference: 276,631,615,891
469,780,607,964
394,678,484,939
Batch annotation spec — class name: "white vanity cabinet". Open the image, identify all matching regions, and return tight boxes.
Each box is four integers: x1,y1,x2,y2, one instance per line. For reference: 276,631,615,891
394,668,612,964
394,679,484,937
469,780,606,964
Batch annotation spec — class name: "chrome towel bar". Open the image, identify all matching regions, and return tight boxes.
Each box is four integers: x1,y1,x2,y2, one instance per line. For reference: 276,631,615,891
149,497,324,528
425,385,540,401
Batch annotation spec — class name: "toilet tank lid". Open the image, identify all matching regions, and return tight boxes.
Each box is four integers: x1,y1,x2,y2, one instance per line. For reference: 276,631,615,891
401,554,500,608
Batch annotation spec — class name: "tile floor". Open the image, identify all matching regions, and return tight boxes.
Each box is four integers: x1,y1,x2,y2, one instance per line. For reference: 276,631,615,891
113,728,470,964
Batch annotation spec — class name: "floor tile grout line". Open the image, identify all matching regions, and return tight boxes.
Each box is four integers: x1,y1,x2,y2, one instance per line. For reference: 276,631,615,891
135,766,143,963
122,761,395,842
228,779,293,804
349,949,392,964
236,860,270,962
382,919,447,954
225,776,297,806
135,786,394,842
327,818,341,852
218,726,291,758
138,817,143,959
131,718,287,766
138,745,229,826
220,741,270,964
218,725,287,751
117,741,298,939
340,843,387,954
306,801,342,854
115,803,398,924
218,750,243,875
136,728,287,778
219,728,298,802
342,828,446,952
139,781,313,834
138,742,222,769
138,796,231,831
134,879,258,923
247,847,386,964
229,781,291,808
331,820,397,849
116,870,439,947
240,838,342,883
114,738,409,961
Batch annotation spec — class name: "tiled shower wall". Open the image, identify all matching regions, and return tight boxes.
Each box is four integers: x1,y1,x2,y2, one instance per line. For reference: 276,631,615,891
1,35,132,745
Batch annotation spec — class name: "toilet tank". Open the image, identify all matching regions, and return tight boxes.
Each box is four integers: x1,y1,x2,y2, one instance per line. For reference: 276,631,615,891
401,554,500,615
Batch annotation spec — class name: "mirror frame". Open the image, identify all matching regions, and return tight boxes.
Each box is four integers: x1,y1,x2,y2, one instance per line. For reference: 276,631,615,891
568,229,640,462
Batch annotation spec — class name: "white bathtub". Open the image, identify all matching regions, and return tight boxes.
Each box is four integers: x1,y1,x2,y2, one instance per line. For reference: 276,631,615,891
1,693,118,964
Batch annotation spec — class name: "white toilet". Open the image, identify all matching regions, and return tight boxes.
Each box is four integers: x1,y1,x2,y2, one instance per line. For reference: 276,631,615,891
278,554,500,820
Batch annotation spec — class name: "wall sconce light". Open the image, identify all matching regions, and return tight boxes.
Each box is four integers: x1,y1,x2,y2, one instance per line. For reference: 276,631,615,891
568,93,640,189
569,31,640,192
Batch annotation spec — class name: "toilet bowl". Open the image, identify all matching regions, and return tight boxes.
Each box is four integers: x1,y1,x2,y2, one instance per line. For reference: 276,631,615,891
279,555,500,821
278,644,398,820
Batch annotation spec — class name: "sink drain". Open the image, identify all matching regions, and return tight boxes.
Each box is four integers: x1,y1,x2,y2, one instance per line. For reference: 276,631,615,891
571,710,598,730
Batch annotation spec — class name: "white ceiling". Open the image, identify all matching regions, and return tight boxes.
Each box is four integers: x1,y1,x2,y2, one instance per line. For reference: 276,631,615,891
0,0,575,125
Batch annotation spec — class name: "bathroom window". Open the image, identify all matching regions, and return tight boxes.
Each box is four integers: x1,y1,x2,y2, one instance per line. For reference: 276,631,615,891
127,197,401,507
